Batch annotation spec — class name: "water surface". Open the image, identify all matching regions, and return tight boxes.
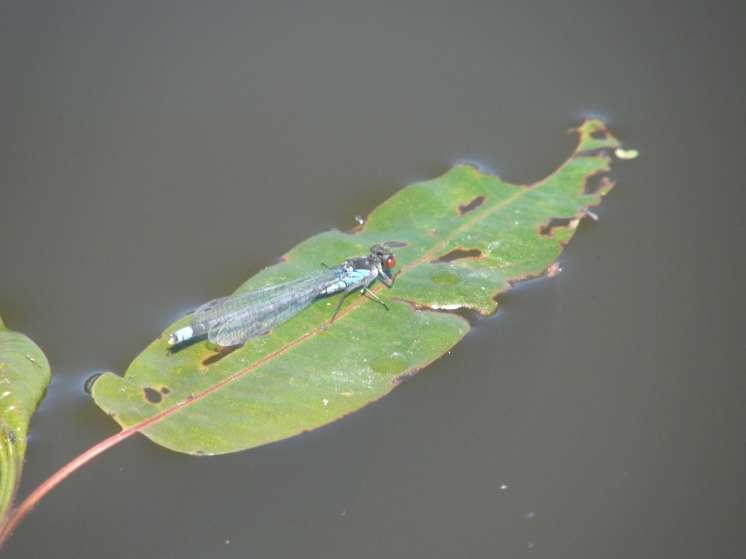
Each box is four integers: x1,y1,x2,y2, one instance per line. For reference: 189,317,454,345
0,2,743,558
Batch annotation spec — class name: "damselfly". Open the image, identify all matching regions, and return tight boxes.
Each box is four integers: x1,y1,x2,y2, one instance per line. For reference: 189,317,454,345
168,244,397,348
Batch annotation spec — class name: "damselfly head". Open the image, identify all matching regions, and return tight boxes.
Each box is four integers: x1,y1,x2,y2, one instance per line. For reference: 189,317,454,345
370,244,396,269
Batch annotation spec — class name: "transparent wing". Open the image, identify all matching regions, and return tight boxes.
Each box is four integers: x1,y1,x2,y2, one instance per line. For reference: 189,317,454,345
192,269,338,332
191,296,230,318
208,293,317,346
200,268,341,346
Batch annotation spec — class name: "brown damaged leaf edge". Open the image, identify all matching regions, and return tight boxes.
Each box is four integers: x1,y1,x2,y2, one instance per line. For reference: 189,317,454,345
0,120,620,545
539,217,574,237
584,173,614,195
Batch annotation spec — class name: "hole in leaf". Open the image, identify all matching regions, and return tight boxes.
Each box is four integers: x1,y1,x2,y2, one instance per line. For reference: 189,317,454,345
590,129,606,140
539,217,573,236
143,387,162,404
394,296,487,325
584,173,612,195
458,196,485,215
433,248,483,263
160,387,171,395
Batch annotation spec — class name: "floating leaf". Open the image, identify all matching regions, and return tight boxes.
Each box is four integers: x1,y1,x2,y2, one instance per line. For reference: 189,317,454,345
92,120,620,455
0,315,51,522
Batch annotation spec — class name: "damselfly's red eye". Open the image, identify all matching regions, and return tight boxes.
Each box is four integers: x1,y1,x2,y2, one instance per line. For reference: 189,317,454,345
384,255,396,269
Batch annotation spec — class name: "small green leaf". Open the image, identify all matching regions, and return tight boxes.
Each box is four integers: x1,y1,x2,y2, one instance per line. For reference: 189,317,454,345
92,120,620,455
0,315,51,521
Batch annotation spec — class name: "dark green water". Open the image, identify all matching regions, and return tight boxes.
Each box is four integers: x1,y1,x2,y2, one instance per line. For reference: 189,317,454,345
1,2,743,557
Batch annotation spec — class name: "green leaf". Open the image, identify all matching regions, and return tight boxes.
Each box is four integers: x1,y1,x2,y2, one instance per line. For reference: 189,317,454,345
92,120,620,455
0,315,51,521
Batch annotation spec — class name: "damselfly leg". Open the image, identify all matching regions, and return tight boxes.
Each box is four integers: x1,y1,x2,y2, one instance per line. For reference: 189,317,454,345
361,287,388,310
329,271,395,323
